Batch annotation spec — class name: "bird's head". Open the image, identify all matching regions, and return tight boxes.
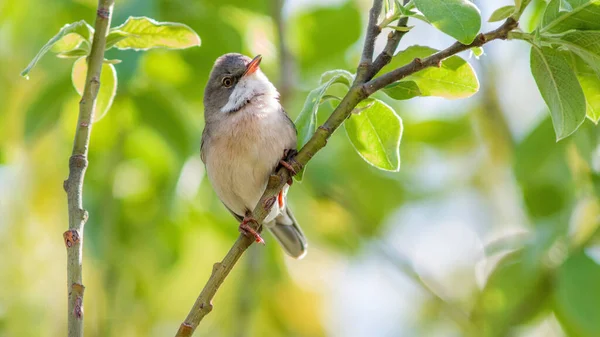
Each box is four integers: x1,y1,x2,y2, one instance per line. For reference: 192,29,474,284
203,53,278,120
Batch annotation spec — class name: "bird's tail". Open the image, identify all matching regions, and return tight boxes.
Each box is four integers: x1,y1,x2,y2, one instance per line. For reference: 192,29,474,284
266,206,307,259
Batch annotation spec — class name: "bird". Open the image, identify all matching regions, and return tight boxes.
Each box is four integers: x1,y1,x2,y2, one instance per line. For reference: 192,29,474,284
200,53,307,259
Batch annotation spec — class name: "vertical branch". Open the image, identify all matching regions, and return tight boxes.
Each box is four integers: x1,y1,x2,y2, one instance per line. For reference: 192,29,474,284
62,1,115,336
356,0,383,82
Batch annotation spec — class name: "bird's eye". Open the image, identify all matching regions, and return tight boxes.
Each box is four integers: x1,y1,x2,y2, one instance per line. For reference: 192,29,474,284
222,77,233,87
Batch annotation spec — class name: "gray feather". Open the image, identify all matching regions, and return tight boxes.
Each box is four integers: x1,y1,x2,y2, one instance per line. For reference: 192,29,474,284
266,206,307,259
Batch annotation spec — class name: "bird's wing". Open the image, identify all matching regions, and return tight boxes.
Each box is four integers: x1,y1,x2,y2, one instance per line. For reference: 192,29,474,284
280,106,297,135
200,126,210,163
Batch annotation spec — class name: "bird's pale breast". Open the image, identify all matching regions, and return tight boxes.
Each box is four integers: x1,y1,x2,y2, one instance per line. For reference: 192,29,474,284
203,97,296,217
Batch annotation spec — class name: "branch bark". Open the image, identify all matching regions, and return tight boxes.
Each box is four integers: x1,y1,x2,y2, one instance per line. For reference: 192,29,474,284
175,6,520,336
63,1,114,336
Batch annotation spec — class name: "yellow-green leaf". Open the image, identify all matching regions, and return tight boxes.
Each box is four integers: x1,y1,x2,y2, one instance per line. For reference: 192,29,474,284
71,57,118,122
110,16,201,50
381,45,479,99
21,20,94,78
381,81,422,100
488,5,516,22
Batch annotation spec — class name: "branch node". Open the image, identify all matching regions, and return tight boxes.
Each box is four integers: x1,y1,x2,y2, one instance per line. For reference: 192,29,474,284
73,295,84,319
318,125,331,133
97,8,110,19
80,121,89,127
69,154,88,169
211,262,222,275
413,57,422,65
81,209,89,223
63,180,69,192
478,33,487,43
177,323,194,335
63,229,81,248
436,60,442,68
263,196,277,210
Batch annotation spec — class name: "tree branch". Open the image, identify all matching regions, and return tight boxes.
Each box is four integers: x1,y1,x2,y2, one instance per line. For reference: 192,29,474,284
356,0,383,82
365,0,411,80
365,18,518,94
63,1,114,336
175,11,520,337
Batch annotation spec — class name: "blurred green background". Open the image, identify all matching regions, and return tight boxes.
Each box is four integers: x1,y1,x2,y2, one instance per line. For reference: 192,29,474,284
1,0,600,336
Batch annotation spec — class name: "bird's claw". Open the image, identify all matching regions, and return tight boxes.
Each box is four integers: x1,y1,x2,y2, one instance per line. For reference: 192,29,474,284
279,149,299,185
239,216,264,245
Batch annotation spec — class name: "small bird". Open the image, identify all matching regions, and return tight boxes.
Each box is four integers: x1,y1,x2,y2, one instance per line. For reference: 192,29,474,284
201,53,307,259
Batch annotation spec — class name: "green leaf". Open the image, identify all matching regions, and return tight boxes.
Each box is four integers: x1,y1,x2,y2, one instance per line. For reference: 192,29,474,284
56,48,89,59
553,252,600,337
471,46,484,58
556,31,600,76
294,73,350,180
110,16,201,50
344,98,402,171
488,5,516,22
319,69,354,87
472,250,551,333
381,81,422,100
542,0,600,33
386,25,415,32
21,20,94,78
71,57,118,122
530,46,586,140
413,0,481,44
105,30,129,50
382,45,479,99
579,69,600,123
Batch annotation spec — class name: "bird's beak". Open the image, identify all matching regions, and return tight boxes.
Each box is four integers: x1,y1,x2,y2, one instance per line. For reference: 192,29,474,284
243,55,262,77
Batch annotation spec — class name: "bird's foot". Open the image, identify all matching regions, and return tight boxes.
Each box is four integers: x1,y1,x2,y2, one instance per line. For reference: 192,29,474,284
279,149,299,185
239,214,264,245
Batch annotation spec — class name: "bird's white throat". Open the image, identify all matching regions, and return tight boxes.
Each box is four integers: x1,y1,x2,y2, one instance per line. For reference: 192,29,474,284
221,71,278,113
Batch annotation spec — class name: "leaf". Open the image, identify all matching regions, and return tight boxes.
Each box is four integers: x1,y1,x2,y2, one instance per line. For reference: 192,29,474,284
381,81,422,100
579,70,600,123
382,45,479,99
344,98,402,171
471,46,484,58
386,25,415,32
530,46,586,140
110,16,201,50
21,20,94,78
557,30,600,76
413,0,481,44
56,48,89,59
319,69,354,87
105,30,129,50
553,252,600,337
294,73,349,180
488,5,516,22
472,250,551,333
71,57,118,122
542,0,600,33
296,74,349,150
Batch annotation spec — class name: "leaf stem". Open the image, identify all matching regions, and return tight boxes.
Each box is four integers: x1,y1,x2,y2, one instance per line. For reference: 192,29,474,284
63,1,114,336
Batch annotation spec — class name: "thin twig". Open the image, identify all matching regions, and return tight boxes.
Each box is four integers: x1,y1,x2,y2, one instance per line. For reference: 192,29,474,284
365,18,518,94
175,12,521,337
63,1,114,336
356,0,383,82
365,0,411,80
